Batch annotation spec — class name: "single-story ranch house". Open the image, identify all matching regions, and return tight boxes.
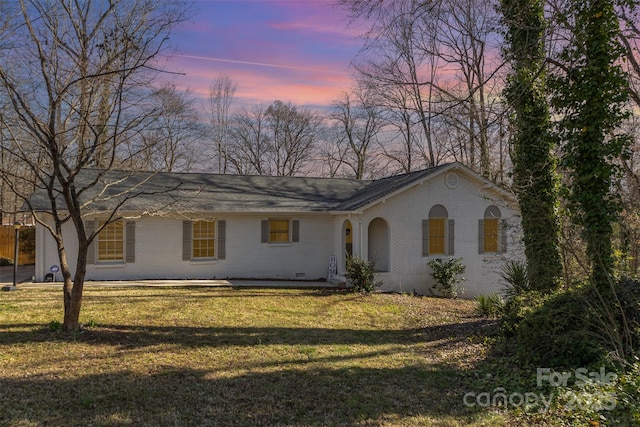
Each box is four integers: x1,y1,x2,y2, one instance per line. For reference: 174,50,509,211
31,162,523,296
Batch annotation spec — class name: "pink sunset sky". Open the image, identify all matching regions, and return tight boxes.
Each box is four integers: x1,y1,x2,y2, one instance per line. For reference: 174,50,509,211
166,0,365,109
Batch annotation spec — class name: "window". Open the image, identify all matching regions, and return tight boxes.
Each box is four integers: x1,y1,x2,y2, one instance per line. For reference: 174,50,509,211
98,220,124,262
193,220,215,259
479,205,506,254
423,205,453,256
269,219,290,243
183,220,225,261
429,218,446,255
484,218,500,253
261,219,300,244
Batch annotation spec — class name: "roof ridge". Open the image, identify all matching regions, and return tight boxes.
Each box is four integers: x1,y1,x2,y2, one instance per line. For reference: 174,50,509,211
84,167,376,184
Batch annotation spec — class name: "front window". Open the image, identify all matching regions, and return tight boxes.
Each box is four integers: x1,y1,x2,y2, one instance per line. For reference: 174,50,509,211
484,218,500,253
193,220,216,258
483,205,501,253
98,220,124,262
428,218,446,255
428,204,448,255
269,219,290,243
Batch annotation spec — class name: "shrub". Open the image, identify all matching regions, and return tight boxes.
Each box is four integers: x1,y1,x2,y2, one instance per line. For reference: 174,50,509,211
427,257,466,298
345,254,380,293
475,293,505,318
500,260,529,298
514,289,604,368
526,360,640,426
499,290,545,338
0,257,13,267
510,277,640,369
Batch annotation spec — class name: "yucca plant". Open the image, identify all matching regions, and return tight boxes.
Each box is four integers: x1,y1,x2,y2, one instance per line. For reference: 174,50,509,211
475,293,505,318
500,260,529,298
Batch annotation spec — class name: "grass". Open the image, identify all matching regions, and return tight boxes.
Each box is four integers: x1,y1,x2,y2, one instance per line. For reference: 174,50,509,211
0,287,510,426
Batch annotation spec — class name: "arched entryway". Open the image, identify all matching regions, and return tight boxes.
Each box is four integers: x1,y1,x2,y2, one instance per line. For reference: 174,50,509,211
368,217,389,272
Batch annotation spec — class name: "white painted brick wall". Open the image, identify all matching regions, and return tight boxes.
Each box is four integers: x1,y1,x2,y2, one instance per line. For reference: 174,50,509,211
35,169,523,297
36,214,336,282
333,172,524,297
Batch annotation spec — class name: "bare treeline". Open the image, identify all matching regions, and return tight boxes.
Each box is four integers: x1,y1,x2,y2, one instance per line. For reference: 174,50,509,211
2,0,640,208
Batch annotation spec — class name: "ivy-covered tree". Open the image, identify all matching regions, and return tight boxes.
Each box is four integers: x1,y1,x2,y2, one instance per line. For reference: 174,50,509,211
551,0,631,287
501,0,562,293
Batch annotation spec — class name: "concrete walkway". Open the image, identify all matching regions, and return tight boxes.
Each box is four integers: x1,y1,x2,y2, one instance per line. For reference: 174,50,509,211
21,278,337,289
1,264,343,290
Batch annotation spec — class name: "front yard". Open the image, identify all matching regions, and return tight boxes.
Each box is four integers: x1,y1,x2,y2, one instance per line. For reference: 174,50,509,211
0,287,508,426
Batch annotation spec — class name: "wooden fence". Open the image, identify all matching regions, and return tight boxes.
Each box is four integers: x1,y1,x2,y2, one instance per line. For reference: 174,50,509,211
0,225,35,265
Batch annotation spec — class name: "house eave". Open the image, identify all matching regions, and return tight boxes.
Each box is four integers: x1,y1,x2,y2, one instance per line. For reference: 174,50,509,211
328,210,364,216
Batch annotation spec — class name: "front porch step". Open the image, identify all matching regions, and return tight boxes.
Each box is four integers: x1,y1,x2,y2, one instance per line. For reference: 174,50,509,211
327,275,347,287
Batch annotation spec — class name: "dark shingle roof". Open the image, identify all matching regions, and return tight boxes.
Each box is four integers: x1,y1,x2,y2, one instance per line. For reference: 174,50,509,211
28,164,452,214
335,164,448,211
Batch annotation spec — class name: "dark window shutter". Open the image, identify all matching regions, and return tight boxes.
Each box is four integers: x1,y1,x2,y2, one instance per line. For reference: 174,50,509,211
217,220,226,259
448,219,455,256
292,220,300,242
183,220,192,261
478,219,485,254
422,219,429,257
126,221,135,263
500,219,508,253
86,220,96,264
261,220,269,243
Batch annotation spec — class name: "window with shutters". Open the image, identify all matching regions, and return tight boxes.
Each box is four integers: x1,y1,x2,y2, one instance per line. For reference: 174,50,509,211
193,220,216,259
97,220,124,262
261,219,299,244
429,218,446,255
423,205,453,256
479,205,506,254
269,219,290,243
484,218,499,253
183,220,225,261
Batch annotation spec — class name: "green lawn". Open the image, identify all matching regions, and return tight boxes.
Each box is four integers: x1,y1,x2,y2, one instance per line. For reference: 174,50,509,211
0,287,509,426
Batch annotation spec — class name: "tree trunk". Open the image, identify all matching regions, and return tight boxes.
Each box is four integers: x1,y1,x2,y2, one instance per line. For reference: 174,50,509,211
63,244,88,331
502,0,563,292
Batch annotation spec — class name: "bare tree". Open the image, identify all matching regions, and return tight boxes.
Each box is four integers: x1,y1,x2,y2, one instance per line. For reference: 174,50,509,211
0,0,189,330
227,105,272,175
209,74,237,173
377,84,426,173
330,86,385,179
133,82,205,172
340,0,506,178
316,123,351,177
226,101,323,176
438,0,502,176
352,0,441,169
265,101,323,176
